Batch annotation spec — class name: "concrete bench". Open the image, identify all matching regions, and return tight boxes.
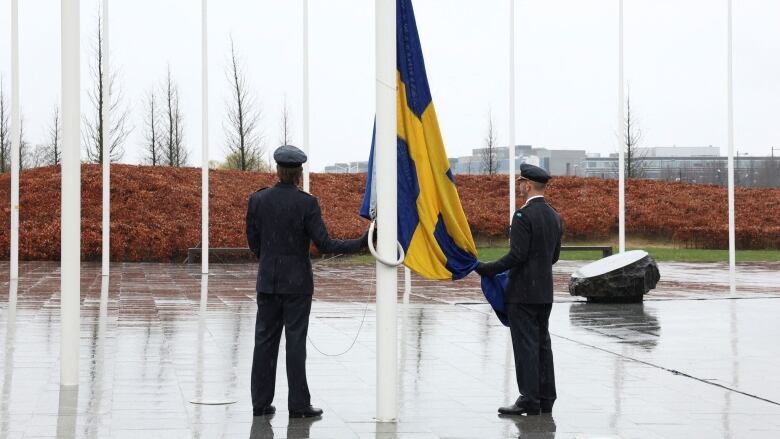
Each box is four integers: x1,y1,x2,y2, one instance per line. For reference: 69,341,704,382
186,247,253,263
187,245,613,264
560,245,613,258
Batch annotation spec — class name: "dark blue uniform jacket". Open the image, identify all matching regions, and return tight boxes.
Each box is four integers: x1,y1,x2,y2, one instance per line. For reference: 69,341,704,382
479,197,563,304
246,182,365,295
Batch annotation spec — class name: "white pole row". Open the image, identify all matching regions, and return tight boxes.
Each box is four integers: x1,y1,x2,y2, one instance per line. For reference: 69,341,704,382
60,0,81,387
375,0,398,422
613,0,736,286
726,0,736,294
10,0,738,392
201,0,209,275
101,0,110,277
10,0,19,281
508,0,516,222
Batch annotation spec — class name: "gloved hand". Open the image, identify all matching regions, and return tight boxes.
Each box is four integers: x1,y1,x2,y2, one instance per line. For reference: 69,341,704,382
474,262,489,277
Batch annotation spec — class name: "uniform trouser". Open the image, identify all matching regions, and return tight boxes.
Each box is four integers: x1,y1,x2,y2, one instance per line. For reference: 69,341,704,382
507,303,556,405
251,293,313,410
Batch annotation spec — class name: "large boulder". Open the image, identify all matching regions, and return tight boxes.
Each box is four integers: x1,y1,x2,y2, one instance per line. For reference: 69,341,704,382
569,250,660,303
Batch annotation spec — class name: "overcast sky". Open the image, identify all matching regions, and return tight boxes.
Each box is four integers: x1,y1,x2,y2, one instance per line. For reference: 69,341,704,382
1,0,779,171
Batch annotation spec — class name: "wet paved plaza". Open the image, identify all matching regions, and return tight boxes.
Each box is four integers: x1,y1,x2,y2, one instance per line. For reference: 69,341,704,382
1,260,779,438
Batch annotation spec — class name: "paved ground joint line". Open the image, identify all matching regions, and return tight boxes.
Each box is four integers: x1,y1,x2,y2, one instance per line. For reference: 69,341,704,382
550,333,780,407
644,296,780,302
455,300,780,407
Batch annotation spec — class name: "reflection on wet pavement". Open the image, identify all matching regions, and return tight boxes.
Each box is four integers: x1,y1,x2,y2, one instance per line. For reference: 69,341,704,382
0,261,779,438
249,415,322,439
503,415,557,438
569,303,660,350
56,387,78,439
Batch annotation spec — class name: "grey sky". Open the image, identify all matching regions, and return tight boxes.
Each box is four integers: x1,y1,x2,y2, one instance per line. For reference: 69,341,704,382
1,0,779,171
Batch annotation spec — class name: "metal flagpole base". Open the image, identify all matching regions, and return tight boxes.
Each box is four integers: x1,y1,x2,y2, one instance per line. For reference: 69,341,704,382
189,399,237,405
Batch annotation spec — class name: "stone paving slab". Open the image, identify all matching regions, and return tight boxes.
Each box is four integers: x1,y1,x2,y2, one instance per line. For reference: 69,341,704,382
0,261,779,438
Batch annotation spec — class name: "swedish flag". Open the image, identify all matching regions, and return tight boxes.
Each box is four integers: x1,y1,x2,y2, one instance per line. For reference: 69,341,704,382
360,0,478,281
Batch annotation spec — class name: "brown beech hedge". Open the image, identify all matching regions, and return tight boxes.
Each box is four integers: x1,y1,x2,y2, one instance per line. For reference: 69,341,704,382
0,164,778,261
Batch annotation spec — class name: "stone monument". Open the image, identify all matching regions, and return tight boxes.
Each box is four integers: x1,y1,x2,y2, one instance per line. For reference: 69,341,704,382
569,250,660,303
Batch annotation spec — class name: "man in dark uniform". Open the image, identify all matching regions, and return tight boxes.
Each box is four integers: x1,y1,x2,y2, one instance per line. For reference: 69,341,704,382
475,163,563,416
246,145,369,418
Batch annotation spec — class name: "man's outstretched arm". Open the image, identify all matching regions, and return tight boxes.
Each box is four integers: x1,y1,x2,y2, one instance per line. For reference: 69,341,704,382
304,197,368,254
476,212,531,277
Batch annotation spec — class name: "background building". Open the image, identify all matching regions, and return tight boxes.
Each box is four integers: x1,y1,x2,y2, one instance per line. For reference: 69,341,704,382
448,145,586,176
581,146,780,187
323,161,369,173
324,145,780,188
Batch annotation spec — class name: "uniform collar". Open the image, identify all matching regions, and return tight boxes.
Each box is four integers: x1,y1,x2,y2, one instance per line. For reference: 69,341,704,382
522,195,545,208
275,182,298,189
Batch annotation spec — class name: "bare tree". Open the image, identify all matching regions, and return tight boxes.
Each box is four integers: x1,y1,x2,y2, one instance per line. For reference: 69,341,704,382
279,95,293,146
142,90,162,166
162,67,188,167
83,10,130,163
224,37,266,171
19,117,49,171
22,107,61,169
0,77,9,173
622,92,646,178
27,144,51,169
480,109,499,175
18,116,31,170
46,105,62,165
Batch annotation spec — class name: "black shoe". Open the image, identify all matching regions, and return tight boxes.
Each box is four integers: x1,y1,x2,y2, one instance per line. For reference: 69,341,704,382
541,399,554,414
253,405,276,416
289,405,323,418
498,396,541,416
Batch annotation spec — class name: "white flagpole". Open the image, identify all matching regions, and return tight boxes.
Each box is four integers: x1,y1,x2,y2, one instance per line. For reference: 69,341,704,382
61,0,81,387
101,0,110,277
726,0,736,294
508,0,516,220
201,0,209,275
617,0,626,253
10,0,19,281
375,0,397,422
302,0,310,192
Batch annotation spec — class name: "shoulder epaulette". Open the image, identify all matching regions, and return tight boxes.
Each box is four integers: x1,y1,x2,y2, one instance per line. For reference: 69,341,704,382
255,187,268,193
